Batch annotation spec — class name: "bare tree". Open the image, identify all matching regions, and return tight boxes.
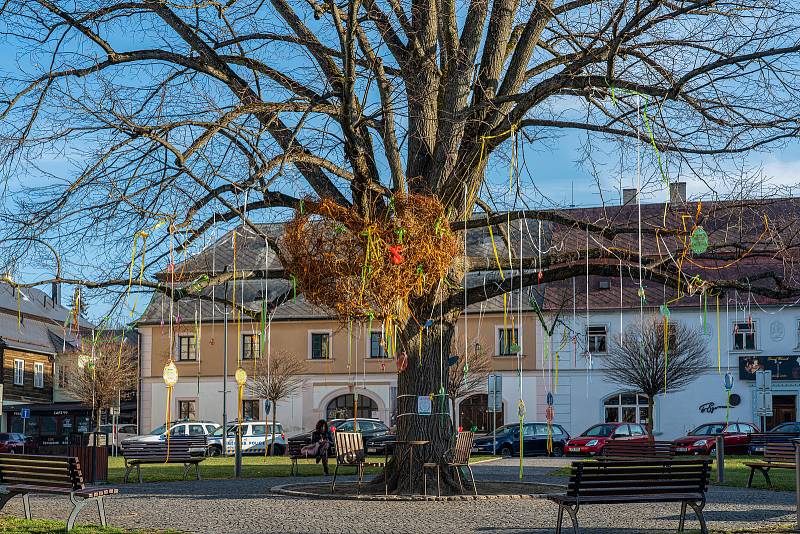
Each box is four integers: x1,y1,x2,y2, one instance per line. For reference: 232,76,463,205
247,351,305,455
1,1,800,493
65,339,138,431
605,319,707,438
446,344,491,428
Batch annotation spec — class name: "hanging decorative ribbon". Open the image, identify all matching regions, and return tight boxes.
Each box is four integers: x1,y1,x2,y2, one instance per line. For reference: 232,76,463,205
517,399,526,480
162,361,178,462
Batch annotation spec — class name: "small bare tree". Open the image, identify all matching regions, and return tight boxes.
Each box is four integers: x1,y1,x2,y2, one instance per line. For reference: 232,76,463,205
65,339,138,431
247,351,305,455
446,343,491,429
605,319,707,438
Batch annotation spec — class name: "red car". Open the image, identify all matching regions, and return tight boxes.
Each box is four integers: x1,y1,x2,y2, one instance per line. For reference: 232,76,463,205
565,422,649,456
0,432,29,453
673,422,759,455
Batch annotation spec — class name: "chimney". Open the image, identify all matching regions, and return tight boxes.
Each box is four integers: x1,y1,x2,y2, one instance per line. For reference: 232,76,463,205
670,181,687,204
622,188,638,205
51,282,60,307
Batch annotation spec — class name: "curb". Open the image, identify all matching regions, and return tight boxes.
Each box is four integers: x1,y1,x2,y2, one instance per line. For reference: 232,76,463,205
270,481,563,501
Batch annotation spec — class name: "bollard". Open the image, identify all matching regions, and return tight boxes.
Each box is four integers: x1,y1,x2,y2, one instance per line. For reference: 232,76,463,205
715,435,724,484
795,440,800,530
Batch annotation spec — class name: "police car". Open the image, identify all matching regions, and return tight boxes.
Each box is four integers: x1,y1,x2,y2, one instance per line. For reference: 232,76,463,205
206,421,286,456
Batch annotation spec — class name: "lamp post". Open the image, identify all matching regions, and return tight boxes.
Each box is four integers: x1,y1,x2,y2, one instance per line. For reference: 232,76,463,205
234,367,247,478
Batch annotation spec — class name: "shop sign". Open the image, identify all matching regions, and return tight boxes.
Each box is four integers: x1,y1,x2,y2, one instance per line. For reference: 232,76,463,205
739,356,800,380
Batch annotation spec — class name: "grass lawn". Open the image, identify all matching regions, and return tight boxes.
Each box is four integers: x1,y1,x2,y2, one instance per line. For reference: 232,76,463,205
106,454,498,484
0,516,183,534
548,455,796,491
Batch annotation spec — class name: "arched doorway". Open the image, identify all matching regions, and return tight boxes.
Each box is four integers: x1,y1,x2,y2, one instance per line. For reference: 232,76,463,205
459,394,503,432
326,394,379,419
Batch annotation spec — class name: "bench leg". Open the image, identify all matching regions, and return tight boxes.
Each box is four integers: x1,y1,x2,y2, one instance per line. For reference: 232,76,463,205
678,502,687,532
464,464,478,496
66,496,91,532
331,464,339,492
763,467,773,489
196,462,201,480
423,467,428,497
97,497,107,527
0,491,18,513
21,493,31,520
747,466,756,488
455,466,464,494
556,504,564,534
290,458,296,476
562,504,579,534
436,466,441,498
123,464,132,483
687,501,708,534
137,464,142,484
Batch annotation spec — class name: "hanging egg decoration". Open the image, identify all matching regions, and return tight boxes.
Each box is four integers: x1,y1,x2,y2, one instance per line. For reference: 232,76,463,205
163,361,179,386
690,226,709,254
659,303,670,319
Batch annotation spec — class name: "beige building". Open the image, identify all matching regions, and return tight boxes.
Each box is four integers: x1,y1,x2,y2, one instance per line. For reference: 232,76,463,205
136,226,541,435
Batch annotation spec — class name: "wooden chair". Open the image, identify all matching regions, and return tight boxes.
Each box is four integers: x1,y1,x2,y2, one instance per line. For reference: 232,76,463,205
330,432,387,494
0,454,119,531
422,431,477,497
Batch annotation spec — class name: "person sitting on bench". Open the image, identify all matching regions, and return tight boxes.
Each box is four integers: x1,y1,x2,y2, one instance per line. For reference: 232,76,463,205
302,419,333,475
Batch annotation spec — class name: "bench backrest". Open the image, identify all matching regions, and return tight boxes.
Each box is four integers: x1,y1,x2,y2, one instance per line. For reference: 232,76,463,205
764,441,797,463
568,459,710,498
334,432,364,465
287,440,306,457
451,432,474,465
600,440,675,460
0,454,84,491
121,439,194,461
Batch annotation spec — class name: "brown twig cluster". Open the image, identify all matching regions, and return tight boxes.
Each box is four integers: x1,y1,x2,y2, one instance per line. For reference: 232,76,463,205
282,194,461,321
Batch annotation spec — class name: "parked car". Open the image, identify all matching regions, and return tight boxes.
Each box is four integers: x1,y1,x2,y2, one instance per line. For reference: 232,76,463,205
288,418,390,456
749,422,800,454
365,431,397,455
673,421,759,455
207,421,286,456
0,432,32,453
100,423,138,449
565,422,649,456
471,422,570,457
121,420,220,448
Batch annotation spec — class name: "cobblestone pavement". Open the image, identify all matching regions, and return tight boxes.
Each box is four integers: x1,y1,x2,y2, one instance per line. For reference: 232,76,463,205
1,457,794,533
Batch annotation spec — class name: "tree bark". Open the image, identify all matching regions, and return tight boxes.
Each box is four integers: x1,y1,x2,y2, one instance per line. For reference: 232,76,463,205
647,397,655,439
373,308,466,494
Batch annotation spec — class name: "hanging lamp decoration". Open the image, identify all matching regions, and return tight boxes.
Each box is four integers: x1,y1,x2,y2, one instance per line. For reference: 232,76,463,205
162,361,178,461
235,367,248,437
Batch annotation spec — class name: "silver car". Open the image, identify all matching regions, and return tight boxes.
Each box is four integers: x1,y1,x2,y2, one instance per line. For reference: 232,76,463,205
100,423,138,448
121,420,220,448
207,421,286,456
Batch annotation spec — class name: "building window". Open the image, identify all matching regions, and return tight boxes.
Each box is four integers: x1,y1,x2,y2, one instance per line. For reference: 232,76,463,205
57,365,69,388
310,332,331,360
243,399,260,420
177,335,196,361
33,362,44,389
370,331,386,359
497,328,519,355
587,325,608,353
604,393,650,425
242,334,260,360
178,400,196,420
326,394,378,420
13,359,24,386
733,321,756,351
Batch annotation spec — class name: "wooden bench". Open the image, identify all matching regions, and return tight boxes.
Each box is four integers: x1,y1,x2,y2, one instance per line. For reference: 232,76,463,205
546,459,711,534
599,439,676,460
423,431,477,496
330,432,386,494
745,441,796,488
121,438,206,483
287,439,318,476
0,454,118,531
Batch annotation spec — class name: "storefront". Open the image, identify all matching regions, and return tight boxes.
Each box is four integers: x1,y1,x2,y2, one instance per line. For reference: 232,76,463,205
8,401,137,448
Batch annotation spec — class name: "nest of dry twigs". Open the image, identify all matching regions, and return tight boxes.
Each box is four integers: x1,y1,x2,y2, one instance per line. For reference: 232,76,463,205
282,194,461,321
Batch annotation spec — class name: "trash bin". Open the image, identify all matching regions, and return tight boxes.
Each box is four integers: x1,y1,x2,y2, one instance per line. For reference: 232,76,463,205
68,432,109,483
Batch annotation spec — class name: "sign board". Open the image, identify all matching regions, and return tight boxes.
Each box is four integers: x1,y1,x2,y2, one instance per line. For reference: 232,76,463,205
417,395,432,416
755,370,773,417
264,399,272,416
488,374,503,412
740,356,799,381
109,407,120,416
20,408,30,419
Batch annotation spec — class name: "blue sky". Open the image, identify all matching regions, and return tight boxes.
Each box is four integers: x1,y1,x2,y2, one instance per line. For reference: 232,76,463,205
1,11,799,323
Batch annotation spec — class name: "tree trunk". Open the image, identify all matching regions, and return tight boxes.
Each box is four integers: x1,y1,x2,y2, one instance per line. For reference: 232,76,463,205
270,402,277,456
647,397,655,439
266,402,272,456
373,309,463,495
